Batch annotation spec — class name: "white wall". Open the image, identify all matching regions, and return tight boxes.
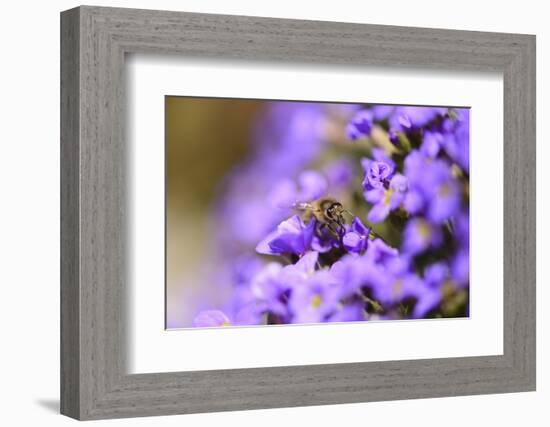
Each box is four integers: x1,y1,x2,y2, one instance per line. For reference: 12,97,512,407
0,0,546,425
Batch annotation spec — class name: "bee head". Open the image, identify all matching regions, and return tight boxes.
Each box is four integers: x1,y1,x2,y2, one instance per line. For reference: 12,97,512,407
326,202,343,220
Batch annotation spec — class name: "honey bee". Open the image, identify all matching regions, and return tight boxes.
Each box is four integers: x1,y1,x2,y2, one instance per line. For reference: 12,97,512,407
295,197,386,244
294,197,352,238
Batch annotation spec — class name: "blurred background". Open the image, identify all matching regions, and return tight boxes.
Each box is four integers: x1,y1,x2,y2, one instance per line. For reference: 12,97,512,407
167,97,372,328
166,97,469,328
166,97,264,327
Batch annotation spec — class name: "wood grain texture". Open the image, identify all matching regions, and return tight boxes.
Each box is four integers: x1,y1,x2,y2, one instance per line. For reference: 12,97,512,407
60,7,80,419
60,5,536,420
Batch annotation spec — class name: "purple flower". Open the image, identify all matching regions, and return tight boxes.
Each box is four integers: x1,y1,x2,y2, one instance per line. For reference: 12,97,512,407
192,310,231,327
343,217,371,253
364,238,400,266
369,272,418,306
402,218,442,255
328,303,365,322
410,285,442,318
329,255,372,296
397,114,412,129
184,101,468,327
228,283,265,326
256,215,315,256
248,262,290,317
371,105,395,120
424,262,449,288
428,178,460,224
232,304,264,326
365,174,408,223
361,149,396,190
289,269,342,324
451,249,469,288
364,161,393,190
421,131,444,158
455,210,470,248
389,106,447,132
248,252,321,320
346,109,373,140
404,150,461,223
441,108,470,172
368,267,441,319
403,188,425,215
279,251,319,285
389,173,408,196
331,241,401,300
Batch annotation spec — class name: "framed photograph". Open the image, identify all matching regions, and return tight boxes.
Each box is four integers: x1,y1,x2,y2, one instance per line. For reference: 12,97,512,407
164,97,471,330
61,6,536,420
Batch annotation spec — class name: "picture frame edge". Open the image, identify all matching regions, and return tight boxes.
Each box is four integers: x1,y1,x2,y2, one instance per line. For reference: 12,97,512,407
60,5,536,420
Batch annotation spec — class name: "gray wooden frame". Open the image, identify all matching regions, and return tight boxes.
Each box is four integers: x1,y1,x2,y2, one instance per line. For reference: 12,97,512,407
60,5,536,421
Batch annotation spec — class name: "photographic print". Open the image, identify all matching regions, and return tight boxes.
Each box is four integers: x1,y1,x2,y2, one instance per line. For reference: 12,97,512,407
166,97,470,329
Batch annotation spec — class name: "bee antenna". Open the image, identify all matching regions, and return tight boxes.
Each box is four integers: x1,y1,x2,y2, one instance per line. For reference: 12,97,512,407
342,209,355,218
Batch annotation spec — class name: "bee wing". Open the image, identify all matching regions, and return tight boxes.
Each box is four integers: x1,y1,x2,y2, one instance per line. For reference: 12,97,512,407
292,202,315,211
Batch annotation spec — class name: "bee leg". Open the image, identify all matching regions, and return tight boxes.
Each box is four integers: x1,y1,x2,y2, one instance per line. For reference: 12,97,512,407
339,223,347,236
326,222,341,240
316,222,327,236
338,215,346,231
334,218,346,236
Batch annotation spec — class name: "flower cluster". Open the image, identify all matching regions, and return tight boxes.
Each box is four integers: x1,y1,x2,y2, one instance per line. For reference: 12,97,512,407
192,103,469,327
